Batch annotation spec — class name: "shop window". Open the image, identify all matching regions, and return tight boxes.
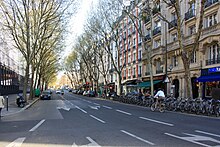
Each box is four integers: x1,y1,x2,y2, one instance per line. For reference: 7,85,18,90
206,81,220,97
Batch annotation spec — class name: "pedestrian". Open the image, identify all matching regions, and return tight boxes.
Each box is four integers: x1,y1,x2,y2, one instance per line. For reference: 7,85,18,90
0,94,5,117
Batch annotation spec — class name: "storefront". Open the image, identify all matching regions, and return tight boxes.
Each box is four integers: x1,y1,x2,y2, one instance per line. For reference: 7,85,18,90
122,79,141,94
140,75,165,94
197,66,220,99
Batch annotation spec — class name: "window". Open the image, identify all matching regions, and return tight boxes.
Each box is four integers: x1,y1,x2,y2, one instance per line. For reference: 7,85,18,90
190,51,197,63
172,56,178,67
189,25,196,35
133,53,136,61
171,12,177,20
205,13,218,28
154,39,161,48
124,69,126,77
138,66,142,75
128,68,131,76
208,44,220,60
138,50,142,60
171,33,177,41
133,38,136,46
146,28,151,35
128,55,131,63
133,67,136,75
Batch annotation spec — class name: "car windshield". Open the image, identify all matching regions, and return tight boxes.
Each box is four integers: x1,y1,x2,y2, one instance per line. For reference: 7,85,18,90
43,91,50,94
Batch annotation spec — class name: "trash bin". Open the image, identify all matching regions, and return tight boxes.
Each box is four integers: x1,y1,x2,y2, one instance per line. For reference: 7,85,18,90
35,89,40,97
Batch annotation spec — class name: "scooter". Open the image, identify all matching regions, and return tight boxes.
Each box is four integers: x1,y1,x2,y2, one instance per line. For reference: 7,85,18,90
16,95,26,108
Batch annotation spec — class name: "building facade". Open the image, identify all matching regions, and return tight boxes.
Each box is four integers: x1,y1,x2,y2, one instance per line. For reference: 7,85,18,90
104,0,220,98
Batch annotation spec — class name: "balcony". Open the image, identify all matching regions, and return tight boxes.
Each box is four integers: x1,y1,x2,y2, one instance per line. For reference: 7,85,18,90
185,9,195,21
145,72,150,76
128,76,131,79
133,60,136,64
168,19,177,29
123,76,126,79
145,34,151,41
138,58,142,62
152,6,160,15
144,16,150,24
153,27,161,36
138,74,142,77
133,75,136,78
156,69,163,74
206,58,220,65
205,0,219,8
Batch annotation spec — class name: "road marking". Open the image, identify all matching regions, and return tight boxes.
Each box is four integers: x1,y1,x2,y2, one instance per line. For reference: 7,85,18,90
139,117,174,126
90,115,106,123
6,137,26,147
86,137,102,146
165,132,220,147
29,119,45,132
121,130,155,145
93,103,100,105
75,105,87,114
72,137,101,147
89,105,100,110
195,130,220,138
116,109,131,115
102,105,112,109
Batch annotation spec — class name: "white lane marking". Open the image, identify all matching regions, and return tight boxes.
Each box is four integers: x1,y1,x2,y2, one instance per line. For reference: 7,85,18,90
165,132,220,147
102,105,112,109
116,109,132,115
75,105,87,114
90,115,106,123
195,130,220,138
139,117,174,127
121,130,155,145
29,119,45,132
93,103,100,105
87,101,92,103
86,137,102,146
89,105,100,110
6,137,26,147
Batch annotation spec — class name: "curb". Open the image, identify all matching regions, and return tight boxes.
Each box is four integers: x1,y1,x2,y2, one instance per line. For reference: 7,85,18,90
2,98,40,116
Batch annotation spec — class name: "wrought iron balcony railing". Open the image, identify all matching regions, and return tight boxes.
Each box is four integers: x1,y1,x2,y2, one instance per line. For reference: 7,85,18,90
168,19,177,29
153,27,161,36
206,58,220,65
205,0,219,8
185,9,195,20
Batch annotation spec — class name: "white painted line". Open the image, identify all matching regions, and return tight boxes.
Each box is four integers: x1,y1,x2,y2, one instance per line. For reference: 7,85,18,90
86,137,102,146
116,109,132,115
102,105,112,109
165,132,219,147
87,101,92,103
139,117,174,127
90,115,106,123
75,106,87,114
195,130,220,138
29,119,45,132
121,130,155,145
93,103,100,105
6,137,26,147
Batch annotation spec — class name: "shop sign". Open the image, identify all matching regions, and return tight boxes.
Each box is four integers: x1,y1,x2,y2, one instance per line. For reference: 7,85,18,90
208,67,220,73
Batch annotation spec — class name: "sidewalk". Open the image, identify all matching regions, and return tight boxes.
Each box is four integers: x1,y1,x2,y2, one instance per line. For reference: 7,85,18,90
1,94,39,117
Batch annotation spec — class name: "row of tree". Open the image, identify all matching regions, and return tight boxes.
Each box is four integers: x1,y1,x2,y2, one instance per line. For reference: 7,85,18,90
65,0,207,98
0,0,77,100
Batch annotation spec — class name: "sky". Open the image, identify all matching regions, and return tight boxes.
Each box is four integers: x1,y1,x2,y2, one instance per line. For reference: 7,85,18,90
63,0,99,58
58,0,98,79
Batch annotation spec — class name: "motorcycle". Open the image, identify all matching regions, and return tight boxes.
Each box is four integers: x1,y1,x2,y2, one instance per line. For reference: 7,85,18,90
16,95,26,108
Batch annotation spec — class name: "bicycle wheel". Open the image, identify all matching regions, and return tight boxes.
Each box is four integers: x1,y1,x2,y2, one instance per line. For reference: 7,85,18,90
151,103,156,111
159,104,165,113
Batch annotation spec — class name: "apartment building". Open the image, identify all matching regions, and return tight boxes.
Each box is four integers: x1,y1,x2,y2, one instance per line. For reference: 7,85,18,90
141,0,220,99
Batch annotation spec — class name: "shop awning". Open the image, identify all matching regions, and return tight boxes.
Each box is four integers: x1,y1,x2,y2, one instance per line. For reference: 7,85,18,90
197,75,220,82
137,80,162,88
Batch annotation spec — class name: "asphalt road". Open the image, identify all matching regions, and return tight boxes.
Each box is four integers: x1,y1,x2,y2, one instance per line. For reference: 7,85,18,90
0,90,219,147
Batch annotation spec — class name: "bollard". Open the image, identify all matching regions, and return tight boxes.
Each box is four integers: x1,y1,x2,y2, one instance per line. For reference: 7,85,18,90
6,96,8,111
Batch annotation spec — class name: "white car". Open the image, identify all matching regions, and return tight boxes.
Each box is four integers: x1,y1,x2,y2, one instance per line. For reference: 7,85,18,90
56,90,61,94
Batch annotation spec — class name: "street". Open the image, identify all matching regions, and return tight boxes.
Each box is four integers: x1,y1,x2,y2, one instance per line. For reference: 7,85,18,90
0,91,220,147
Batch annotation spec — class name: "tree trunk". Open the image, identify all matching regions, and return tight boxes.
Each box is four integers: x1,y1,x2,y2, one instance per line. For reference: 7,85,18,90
23,63,30,101
29,67,35,100
182,58,192,98
117,73,122,96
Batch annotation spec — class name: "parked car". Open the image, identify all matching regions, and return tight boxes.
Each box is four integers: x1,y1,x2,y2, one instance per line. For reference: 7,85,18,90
83,91,88,96
77,90,84,95
56,89,61,94
40,91,51,100
72,89,78,94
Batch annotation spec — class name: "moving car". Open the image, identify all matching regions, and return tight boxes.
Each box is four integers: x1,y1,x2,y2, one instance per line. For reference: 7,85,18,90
56,89,61,94
40,91,51,100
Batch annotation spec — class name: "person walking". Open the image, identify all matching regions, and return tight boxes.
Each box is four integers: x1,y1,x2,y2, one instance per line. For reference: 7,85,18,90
0,94,5,117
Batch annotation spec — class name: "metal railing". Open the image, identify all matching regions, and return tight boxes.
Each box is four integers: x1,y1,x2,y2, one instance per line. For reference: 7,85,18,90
206,58,220,65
